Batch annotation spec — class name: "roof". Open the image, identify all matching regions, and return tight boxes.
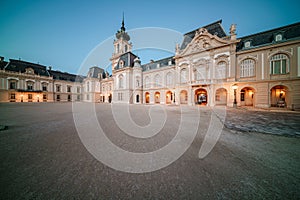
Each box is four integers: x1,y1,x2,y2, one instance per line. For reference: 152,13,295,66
237,21,300,51
48,70,84,82
4,59,50,76
115,52,137,70
87,66,104,78
0,61,8,70
142,56,175,72
180,20,227,50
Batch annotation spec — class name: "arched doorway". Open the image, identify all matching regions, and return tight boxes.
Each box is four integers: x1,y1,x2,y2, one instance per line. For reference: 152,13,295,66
136,94,139,103
215,88,227,105
270,85,289,108
240,87,255,106
166,91,172,104
195,88,207,105
155,92,160,104
108,94,112,103
180,90,188,104
145,92,150,103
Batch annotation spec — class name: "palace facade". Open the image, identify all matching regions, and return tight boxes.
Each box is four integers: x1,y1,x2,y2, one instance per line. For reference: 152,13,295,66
1,19,300,110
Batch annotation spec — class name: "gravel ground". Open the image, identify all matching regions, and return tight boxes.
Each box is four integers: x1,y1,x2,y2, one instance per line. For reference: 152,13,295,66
0,103,299,199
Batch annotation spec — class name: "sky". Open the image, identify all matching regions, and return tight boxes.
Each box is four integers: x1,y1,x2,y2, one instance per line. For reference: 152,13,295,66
0,0,299,75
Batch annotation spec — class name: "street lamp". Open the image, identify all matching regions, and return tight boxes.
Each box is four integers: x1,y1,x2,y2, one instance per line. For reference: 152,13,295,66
232,84,238,108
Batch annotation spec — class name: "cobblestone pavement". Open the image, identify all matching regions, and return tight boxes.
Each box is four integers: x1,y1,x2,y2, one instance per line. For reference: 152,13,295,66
221,107,300,136
0,103,299,199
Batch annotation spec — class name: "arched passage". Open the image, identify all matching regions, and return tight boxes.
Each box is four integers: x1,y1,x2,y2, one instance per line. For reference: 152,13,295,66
166,91,172,104
154,92,160,104
240,87,255,106
145,92,150,103
180,90,188,104
270,85,289,108
215,88,227,105
195,88,207,105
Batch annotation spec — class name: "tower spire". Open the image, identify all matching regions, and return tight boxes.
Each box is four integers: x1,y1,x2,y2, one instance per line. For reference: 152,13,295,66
121,12,125,32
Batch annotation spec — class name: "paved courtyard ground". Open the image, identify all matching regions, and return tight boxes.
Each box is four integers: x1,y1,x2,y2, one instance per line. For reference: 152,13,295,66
0,103,299,199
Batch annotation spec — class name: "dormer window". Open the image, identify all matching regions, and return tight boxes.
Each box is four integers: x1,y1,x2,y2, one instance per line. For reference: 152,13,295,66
244,41,251,48
26,68,34,74
275,34,283,42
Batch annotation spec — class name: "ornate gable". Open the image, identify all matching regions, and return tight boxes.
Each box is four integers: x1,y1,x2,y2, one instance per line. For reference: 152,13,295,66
177,28,231,57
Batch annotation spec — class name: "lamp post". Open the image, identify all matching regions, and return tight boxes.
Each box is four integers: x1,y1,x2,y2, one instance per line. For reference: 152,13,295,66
232,84,238,108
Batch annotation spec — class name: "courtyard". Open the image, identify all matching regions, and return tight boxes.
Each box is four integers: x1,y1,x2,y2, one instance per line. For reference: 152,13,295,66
0,103,299,199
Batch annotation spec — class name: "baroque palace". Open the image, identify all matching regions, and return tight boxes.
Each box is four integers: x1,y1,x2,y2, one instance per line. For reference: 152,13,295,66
1,19,300,110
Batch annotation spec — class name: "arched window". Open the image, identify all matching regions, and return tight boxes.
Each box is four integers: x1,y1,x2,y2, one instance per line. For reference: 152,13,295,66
216,61,226,79
240,59,255,77
154,74,161,88
270,54,289,74
119,74,124,89
117,44,120,53
180,68,187,83
145,76,150,88
166,72,173,86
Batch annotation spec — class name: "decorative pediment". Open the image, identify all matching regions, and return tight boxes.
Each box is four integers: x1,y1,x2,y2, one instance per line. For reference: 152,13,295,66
215,54,229,63
178,28,231,57
193,58,208,66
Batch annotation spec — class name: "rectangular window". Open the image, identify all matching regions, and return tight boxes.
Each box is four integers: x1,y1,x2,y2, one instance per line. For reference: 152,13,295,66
42,85,47,91
56,85,61,92
240,90,245,101
57,95,60,101
87,94,89,100
77,95,80,101
10,82,16,89
10,93,16,100
28,94,33,102
27,83,33,90
68,95,71,101
77,87,80,93
67,86,71,93
43,94,47,101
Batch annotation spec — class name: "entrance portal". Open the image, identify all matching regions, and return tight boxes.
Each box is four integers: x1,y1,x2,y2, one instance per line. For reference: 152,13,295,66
270,85,288,108
240,87,255,106
195,89,207,105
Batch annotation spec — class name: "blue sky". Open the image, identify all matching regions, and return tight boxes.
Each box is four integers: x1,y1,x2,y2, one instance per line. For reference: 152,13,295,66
1,0,299,74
